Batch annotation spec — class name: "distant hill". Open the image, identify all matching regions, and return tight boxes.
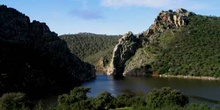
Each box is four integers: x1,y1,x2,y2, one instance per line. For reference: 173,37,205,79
59,33,121,71
107,8,220,78
0,5,95,96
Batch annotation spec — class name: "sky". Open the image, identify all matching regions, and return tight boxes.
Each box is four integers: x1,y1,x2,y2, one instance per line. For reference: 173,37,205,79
1,0,220,35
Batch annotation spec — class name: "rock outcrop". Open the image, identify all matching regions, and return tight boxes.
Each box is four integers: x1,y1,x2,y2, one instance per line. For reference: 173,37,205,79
145,8,195,44
108,8,195,77
0,5,95,95
107,31,141,77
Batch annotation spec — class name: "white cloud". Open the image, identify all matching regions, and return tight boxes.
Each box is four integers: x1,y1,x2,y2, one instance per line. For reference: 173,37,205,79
101,0,209,10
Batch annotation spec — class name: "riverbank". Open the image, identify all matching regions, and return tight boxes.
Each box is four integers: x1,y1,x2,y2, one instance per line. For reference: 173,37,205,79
95,70,220,81
158,74,220,81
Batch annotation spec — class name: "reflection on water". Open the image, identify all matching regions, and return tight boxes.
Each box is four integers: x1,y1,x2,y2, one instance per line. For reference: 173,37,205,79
82,74,220,106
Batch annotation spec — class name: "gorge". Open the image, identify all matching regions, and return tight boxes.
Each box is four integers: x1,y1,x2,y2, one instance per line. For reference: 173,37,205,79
1,4,220,110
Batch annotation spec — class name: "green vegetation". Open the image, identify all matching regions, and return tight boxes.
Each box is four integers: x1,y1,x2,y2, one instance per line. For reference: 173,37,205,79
146,87,188,108
125,15,220,77
84,46,115,67
2,87,219,110
59,33,120,65
124,47,155,76
0,93,29,110
57,87,92,110
152,15,220,77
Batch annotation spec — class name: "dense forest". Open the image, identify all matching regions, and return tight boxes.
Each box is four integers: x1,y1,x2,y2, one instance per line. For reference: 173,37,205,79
1,87,219,110
59,33,120,67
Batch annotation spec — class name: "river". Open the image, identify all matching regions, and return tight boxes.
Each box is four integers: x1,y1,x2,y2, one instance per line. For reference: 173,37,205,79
82,74,220,106
42,74,220,107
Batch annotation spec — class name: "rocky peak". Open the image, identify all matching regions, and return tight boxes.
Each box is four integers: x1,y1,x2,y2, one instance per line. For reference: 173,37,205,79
155,8,195,29
107,8,195,77
144,8,195,44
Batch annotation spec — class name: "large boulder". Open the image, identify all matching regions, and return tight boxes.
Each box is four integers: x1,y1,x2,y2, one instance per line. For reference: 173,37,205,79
0,5,95,95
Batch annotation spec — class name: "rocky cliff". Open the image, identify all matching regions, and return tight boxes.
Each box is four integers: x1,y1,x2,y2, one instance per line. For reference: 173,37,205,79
0,5,95,95
144,8,195,44
107,8,196,77
107,31,141,77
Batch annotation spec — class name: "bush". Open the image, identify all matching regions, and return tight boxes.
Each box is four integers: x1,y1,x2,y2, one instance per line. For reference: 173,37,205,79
186,103,210,110
93,91,116,110
57,87,93,110
146,87,189,108
0,92,30,110
115,90,146,108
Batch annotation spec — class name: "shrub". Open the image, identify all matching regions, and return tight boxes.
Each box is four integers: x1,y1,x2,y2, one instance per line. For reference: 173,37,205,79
57,87,92,110
186,103,210,110
146,87,189,108
93,91,116,110
0,92,29,110
115,90,146,108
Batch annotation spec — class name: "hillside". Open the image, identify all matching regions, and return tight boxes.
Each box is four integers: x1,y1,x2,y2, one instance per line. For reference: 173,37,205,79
0,5,95,95
152,15,220,77
59,33,121,71
108,8,220,78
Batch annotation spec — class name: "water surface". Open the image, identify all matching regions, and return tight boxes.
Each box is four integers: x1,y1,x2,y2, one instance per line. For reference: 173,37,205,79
82,74,220,106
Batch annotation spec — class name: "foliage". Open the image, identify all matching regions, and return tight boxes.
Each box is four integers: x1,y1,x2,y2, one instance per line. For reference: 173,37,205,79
93,91,117,110
84,46,114,66
124,47,155,76
59,33,120,65
146,87,189,108
151,15,220,77
57,87,92,110
115,90,146,107
0,92,30,110
186,103,210,110
33,101,56,110
1,87,220,110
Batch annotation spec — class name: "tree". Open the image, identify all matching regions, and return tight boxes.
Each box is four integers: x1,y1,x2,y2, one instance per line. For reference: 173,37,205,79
93,91,116,110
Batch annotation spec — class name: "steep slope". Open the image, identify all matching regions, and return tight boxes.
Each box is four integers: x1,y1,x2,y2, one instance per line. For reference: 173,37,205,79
60,33,120,72
0,5,95,95
108,8,220,78
107,31,142,77
152,15,220,77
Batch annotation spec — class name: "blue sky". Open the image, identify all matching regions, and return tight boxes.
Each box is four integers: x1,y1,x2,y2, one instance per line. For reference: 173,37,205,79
1,0,220,35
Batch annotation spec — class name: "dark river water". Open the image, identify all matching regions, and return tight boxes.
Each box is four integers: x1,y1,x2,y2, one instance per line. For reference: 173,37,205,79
42,74,220,107
82,74,220,106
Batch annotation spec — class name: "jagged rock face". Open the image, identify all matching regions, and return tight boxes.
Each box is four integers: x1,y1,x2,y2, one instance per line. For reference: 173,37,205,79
107,31,141,77
0,5,95,95
108,8,195,77
145,8,195,44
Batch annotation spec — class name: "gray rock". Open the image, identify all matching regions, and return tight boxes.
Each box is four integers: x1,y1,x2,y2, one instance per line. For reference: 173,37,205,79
107,32,140,77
